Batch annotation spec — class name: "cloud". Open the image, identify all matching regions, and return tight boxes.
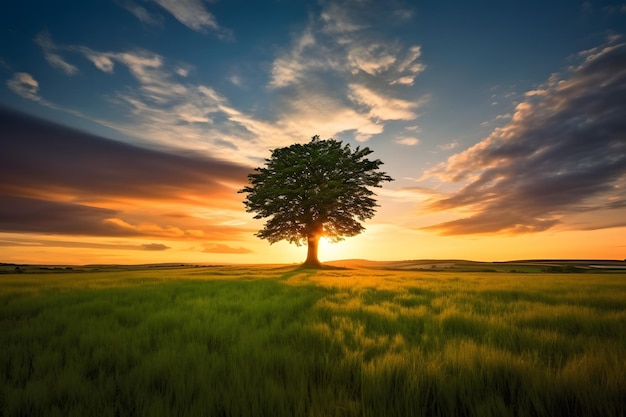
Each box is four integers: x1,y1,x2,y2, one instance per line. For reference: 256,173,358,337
437,141,459,151
268,29,317,88
34,31,78,75
0,194,245,240
6,72,40,100
0,108,254,239
0,237,169,252
37,43,287,163
86,54,115,73
118,0,231,37
175,65,191,77
118,0,164,26
142,243,170,251
150,0,231,38
274,87,384,143
30,34,373,156
349,84,421,120
319,0,414,35
396,137,419,146
228,74,242,86
320,2,364,34
270,6,424,87
422,41,626,235
0,107,249,199
347,44,397,75
391,76,417,86
525,89,548,97
0,196,129,236
22,2,424,164
152,0,217,30
102,218,187,238
266,0,426,142
27,34,254,161
203,243,253,254
395,46,424,78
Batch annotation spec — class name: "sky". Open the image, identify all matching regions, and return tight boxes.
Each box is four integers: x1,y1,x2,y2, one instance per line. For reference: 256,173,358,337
1,0,625,265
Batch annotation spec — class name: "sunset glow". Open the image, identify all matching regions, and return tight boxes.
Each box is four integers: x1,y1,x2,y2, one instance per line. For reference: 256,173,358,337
1,1,625,264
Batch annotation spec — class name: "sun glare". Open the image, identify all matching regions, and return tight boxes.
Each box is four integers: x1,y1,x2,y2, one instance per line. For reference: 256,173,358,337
318,237,353,262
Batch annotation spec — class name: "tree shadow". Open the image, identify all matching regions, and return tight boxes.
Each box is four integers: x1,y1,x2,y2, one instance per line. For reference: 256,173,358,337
279,263,351,280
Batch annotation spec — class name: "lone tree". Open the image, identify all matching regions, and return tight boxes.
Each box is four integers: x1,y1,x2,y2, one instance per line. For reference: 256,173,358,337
239,135,393,267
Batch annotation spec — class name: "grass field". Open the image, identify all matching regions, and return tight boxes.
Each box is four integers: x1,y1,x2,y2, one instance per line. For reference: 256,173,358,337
1,264,625,416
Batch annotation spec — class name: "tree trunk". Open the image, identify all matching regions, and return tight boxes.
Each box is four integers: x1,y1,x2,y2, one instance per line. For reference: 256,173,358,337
303,235,322,268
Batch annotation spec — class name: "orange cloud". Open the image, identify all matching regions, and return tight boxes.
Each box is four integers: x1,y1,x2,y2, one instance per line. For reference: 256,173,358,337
203,243,253,254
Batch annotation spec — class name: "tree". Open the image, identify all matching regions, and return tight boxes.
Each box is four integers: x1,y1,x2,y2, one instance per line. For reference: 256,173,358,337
239,135,393,267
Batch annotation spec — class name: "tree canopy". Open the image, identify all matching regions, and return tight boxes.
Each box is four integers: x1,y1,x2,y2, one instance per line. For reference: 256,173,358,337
239,135,393,267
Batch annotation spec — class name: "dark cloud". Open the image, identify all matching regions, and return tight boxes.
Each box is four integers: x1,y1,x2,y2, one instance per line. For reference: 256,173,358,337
424,41,626,235
0,108,252,237
141,243,170,251
0,237,170,252
0,195,254,239
0,196,129,236
0,107,251,202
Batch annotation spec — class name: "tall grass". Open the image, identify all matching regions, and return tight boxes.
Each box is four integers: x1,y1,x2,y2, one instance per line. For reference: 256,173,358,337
1,267,625,416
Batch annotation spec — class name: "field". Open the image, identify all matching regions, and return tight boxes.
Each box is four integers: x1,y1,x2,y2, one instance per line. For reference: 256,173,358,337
1,262,625,416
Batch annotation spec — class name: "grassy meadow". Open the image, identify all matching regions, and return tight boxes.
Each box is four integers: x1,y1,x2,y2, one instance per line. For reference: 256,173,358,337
1,263,625,416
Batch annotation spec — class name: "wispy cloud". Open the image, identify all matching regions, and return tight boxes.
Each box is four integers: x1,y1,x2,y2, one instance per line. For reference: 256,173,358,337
437,141,459,151
267,0,426,142
5,70,105,121
348,84,421,121
228,73,242,86
22,3,425,164
152,0,217,30
34,31,78,75
347,43,397,75
320,1,364,34
272,88,384,143
203,243,253,254
38,42,274,163
268,28,317,88
150,0,232,38
117,0,164,26
395,137,419,146
28,2,425,159
85,53,115,73
422,41,626,235
6,72,40,100
117,0,231,37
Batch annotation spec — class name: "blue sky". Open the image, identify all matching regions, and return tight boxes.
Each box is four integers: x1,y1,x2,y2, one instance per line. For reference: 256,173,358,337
1,0,625,264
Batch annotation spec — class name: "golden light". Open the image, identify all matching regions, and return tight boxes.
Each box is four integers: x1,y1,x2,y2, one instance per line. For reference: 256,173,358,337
318,237,355,262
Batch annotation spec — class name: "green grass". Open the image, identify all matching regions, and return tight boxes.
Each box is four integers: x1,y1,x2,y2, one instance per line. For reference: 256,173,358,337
1,266,625,416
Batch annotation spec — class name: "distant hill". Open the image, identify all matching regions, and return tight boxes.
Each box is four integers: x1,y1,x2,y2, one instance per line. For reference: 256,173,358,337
2,259,625,274
325,259,626,273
